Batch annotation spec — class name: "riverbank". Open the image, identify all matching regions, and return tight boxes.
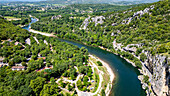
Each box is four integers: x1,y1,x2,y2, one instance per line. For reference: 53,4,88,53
29,29,56,37
29,15,39,21
29,28,135,77
25,18,147,95
19,24,29,28
89,54,115,96
28,28,115,95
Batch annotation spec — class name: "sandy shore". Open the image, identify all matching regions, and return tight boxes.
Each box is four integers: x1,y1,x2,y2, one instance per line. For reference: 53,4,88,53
89,54,115,96
29,29,56,37
28,28,115,96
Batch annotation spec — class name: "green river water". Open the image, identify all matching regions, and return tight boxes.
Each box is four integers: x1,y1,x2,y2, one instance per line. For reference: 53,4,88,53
23,18,146,96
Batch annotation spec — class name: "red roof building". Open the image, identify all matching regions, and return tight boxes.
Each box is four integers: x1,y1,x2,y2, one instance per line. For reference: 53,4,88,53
11,66,26,71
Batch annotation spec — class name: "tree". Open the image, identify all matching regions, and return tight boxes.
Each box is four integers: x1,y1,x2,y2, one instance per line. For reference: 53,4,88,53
143,75,149,84
13,56,21,63
77,80,83,90
97,61,103,66
140,53,147,62
80,47,88,55
73,90,77,94
9,60,15,66
101,89,105,96
87,67,92,77
157,44,167,53
29,77,46,96
135,61,142,69
70,68,77,80
67,84,72,91
50,77,55,85
40,84,59,96
78,66,88,74
21,62,27,67
136,48,142,56
83,76,89,86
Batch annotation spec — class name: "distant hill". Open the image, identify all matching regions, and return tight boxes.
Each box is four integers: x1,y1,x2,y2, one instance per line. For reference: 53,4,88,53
43,0,160,5
0,0,43,3
0,0,160,5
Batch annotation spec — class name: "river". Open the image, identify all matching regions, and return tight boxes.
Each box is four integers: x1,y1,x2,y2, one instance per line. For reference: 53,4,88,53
23,17,146,96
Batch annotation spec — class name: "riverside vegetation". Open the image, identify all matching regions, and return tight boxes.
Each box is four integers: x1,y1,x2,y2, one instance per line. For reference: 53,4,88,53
0,17,87,95
0,15,114,95
30,0,169,96
0,0,169,96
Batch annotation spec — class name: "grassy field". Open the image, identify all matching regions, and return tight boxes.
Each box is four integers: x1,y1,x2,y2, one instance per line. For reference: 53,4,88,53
93,68,99,93
4,16,21,21
36,10,44,12
90,56,110,91
100,66,110,90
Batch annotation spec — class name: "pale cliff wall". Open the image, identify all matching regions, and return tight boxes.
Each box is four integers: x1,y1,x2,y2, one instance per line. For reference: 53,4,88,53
113,40,169,96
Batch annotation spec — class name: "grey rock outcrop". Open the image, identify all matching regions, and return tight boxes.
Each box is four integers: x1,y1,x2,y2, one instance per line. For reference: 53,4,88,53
81,16,105,30
51,15,62,21
122,5,154,24
25,38,31,45
112,23,117,26
144,54,169,96
123,44,141,53
81,16,91,30
113,39,169,96
91,16,105,26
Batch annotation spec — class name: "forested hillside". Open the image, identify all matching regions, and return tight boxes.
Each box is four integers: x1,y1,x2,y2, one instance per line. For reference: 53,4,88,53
31,0,170,95
0,2,142,26
0,17,92,95
42,0,160,4
32,0,169,55
0,0,169,96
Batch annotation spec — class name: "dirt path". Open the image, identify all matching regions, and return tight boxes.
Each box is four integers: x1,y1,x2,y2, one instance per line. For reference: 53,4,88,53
28,29,115,96
89,55,115,96
89,59,103,95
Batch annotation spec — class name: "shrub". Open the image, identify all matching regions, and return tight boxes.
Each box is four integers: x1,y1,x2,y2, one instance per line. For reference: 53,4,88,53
21,62,27,67
135,61,142,69
140,53,147,62
9,60,15,66
143,75,149,84
136,48,142,56
101,89,106,96
97,61,103,66
157,44,167,53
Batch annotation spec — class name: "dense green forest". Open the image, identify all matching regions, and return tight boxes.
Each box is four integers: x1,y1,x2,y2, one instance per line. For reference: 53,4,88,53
31,0,170,56
0,2,143,21
0,0,169,96
39,0,159,5
0,17,92,95
0,2,150,96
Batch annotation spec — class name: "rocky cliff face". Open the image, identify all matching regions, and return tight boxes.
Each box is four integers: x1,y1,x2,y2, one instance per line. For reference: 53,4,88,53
81,16,105,30
80,3,169,95
141,52,169,96
113,40,169,96
51,15,62,21
122,5,154,24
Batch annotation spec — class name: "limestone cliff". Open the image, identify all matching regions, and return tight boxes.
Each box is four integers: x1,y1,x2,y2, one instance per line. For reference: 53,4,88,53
113,40,169,96
80,2,170,95
81,16,105,30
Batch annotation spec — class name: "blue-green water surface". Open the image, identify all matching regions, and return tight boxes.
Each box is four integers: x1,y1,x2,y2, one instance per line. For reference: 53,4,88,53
23,18,146,96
